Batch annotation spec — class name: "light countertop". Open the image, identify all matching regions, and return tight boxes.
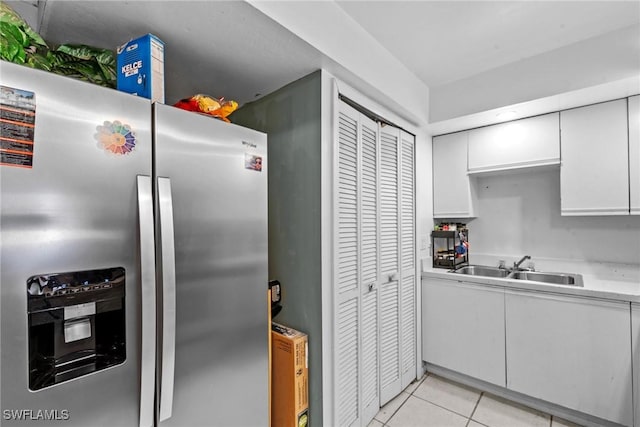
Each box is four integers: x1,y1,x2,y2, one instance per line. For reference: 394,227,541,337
421,257,640,303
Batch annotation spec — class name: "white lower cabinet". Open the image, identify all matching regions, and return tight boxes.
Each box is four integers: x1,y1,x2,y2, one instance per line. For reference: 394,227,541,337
633,303,640,427
505,290,633,426
422,278,506,386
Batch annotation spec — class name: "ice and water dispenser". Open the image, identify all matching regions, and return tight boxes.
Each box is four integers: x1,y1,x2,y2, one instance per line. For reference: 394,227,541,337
27,267,126,391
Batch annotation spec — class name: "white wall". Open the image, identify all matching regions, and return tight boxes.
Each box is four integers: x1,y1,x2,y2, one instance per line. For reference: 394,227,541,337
467,168,640,266
4,1,38,30
246,0,429,127
431,24,640,122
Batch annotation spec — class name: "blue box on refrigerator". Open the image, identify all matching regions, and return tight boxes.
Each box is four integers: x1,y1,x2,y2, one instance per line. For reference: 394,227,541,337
117,34,165,103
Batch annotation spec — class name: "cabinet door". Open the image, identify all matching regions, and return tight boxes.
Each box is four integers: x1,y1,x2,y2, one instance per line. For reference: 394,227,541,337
335,100,385,427
422,278,506,386
379,125,402,405
629,95,640,215
468,113,560,173
378,126,417,406
505,290,632,426
632,303,640,427
359,110,380,426
399,131,416,389
560,99,629,215
335,102,361,427
432,132,474,218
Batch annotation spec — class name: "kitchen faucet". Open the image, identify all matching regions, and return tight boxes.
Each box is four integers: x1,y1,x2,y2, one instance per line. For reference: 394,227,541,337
514,255,532,270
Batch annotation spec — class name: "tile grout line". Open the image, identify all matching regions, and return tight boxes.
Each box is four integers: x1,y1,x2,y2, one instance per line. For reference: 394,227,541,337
402,374,488,426
466,391,484,427
410,392,481,421
381,393,410,427
385,374,559,427
379,373,429,426
401,374,487,425
409,373,428,396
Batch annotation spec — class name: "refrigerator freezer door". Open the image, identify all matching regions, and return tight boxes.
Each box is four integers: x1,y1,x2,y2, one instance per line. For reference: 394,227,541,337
0,61,152,426
153,104,269,426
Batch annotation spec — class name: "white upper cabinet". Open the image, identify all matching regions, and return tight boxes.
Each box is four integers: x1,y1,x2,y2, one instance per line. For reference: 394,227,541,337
629,95,640,215
560,99,630,216
432,131,475,218
468,113,560,173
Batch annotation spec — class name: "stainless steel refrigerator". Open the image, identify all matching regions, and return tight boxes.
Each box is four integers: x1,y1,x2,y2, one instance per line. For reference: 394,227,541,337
0,61,269,427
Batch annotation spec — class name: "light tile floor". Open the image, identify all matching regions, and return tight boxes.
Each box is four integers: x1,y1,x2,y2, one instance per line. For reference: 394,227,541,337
369,373,583,427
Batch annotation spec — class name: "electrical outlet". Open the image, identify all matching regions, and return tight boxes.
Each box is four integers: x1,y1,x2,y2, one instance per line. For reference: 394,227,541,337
420,237,428,251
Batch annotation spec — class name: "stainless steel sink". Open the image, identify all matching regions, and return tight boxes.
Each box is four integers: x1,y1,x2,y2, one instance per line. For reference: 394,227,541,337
450,264,585,287
451,265,511,278
509,271,584,287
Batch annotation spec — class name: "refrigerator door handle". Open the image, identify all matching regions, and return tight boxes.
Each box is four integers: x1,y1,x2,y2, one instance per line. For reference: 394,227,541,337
158,177,177,422
137,175,157,427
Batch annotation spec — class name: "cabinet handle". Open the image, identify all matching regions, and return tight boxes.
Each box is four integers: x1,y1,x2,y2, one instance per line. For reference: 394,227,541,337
388,272,399,282
368,283,374,292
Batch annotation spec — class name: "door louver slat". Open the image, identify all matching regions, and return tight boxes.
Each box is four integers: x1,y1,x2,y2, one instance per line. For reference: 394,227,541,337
380,281,399,388
338,112,358,295
337,298,359,426
401,275,415,373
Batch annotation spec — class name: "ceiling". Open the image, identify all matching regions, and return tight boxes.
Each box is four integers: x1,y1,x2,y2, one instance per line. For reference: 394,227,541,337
33,1,325,107
335,1,640,88
7,0,640,121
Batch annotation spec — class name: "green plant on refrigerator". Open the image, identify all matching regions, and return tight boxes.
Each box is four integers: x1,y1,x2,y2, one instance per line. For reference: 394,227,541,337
0,3,116,88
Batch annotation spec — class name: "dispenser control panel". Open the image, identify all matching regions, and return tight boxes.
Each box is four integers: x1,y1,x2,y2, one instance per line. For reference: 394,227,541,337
28,268,124,299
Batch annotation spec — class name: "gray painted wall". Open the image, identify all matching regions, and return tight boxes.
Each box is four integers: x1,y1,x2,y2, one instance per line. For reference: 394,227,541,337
231,71,324,426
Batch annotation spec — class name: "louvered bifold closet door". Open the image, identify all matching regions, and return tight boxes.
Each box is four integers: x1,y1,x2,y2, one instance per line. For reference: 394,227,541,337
399,131,416,388
379,126,402,405
359,115,380,426
336,103,361,427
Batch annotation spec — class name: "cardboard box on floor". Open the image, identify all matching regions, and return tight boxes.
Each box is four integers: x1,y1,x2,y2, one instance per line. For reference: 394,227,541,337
271,322,308,427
